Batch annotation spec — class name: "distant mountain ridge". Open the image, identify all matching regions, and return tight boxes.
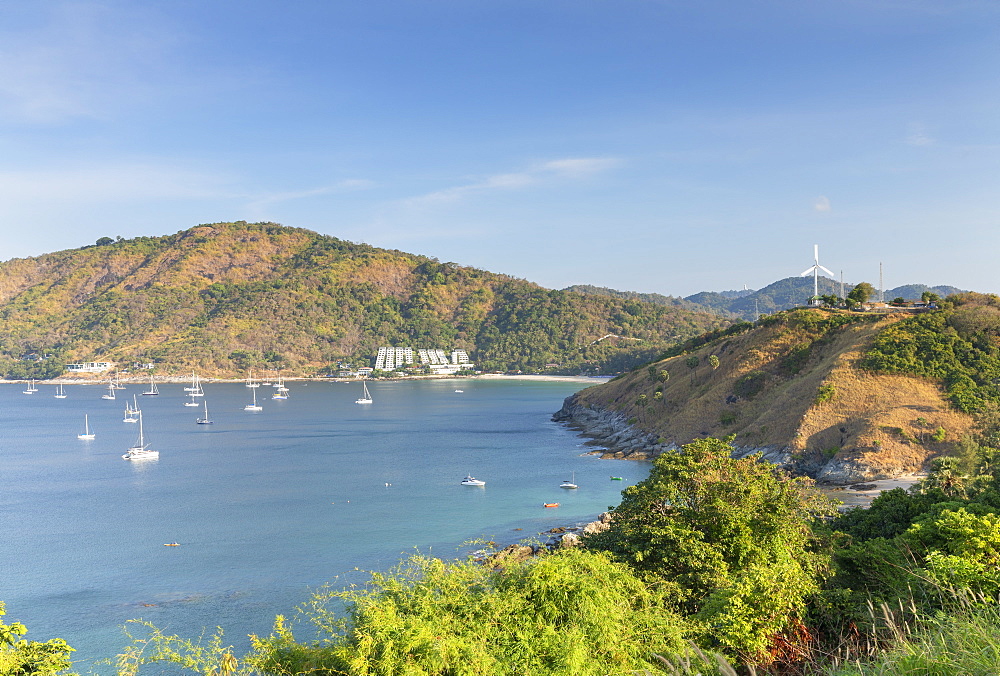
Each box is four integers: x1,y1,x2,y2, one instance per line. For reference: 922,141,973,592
0,222,731,378
566,278,967,321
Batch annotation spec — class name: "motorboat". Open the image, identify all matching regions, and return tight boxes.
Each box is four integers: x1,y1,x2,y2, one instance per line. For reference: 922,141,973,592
460,475,485,486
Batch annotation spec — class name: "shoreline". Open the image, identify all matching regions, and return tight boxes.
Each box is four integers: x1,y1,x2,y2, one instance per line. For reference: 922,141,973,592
3,373,610,385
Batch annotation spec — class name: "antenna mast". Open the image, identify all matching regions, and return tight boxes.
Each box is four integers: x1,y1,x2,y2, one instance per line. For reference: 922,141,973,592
879,262,884,303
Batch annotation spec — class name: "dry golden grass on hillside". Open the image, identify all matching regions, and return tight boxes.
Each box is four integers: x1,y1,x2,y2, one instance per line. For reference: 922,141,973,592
576,310,973,477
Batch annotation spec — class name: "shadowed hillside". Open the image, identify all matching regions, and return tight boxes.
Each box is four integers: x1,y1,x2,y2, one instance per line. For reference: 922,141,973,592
0,222,731,378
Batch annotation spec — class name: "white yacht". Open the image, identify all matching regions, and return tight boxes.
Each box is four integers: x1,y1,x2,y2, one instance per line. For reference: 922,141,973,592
184,372,205,396
77,414,95,440
54,384,67,399
101,382,116,400
196,400,213,424
244,387,262,411
560,472,578,489
124,395,140,423
22,379,38,394
123,411,158,461
460,475,486,486
142,374,159,396
355,381,373,405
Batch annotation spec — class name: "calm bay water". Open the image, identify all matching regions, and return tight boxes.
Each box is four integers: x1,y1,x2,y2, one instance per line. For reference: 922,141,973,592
0,378,649,670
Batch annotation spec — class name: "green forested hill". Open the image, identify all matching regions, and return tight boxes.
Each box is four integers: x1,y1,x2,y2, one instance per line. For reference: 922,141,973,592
0,222,731,378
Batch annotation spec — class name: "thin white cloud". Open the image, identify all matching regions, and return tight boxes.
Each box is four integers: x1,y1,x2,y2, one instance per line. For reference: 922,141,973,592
245,180,375,209
905,122,934,147
0,3,182,124
242,180,376,219
404,157,621,209
0,164,234,202
814,195,832,212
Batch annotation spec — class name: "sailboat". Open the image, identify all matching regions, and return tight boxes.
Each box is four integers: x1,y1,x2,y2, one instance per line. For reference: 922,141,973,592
124,395,139,423
123,410,158,460
101,381,116,400
184,372,205,396
113,372,126,389
246,371,259,388
22,379,38,394
77,414,96,440
196,400,213,424
54,384,67,399
142,374,159,396
355,380,373,405
560,472,578,489
244,387,262,411
272,375,289,398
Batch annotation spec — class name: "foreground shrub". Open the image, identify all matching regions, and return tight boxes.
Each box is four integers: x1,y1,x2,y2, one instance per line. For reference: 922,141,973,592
249,549,687,675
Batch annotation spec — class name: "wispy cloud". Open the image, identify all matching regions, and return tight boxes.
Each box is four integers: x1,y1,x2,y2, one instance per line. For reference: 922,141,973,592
0,163,234,202
905,122,934,146
403,157,621,209
0,3,182,124
242,180,376,220
245,180,374,210
814,195,832,212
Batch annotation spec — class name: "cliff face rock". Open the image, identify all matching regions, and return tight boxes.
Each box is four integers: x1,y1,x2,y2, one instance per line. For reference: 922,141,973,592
553,309,974,484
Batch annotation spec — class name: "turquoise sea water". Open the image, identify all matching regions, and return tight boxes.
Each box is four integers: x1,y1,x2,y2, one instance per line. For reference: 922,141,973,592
0,378,650,670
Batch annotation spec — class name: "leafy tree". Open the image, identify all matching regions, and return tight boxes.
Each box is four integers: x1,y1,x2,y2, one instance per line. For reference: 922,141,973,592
922,291,941,304
95,237,114,246
585,436,836,661
708,354,720,369
847,282,876,306
0,603,75,676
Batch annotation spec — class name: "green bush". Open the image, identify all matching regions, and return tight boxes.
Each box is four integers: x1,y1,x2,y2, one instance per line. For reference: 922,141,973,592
815,383,836,405
733,371,767,399
249,550,688,676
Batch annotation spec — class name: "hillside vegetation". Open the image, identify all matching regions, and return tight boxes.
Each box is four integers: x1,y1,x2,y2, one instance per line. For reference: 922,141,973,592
0,222,730,378
567,307,979,481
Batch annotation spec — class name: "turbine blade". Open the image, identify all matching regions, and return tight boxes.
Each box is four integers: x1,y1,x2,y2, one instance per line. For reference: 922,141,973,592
819,265,834,276
814,244,819,262
801,266,816,276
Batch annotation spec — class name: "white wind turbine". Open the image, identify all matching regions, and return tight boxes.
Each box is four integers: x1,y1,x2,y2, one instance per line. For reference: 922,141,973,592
800,244,834,305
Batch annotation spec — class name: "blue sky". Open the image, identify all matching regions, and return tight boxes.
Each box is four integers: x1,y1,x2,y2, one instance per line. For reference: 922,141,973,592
0,1,997,297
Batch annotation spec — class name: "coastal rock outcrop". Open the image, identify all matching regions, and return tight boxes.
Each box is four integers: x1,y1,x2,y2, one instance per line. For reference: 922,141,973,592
551,396,670,460
553,394,793,466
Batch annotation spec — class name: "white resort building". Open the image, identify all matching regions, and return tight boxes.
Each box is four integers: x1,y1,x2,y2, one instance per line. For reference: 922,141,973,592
65,361,115,373
374,347,474,373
